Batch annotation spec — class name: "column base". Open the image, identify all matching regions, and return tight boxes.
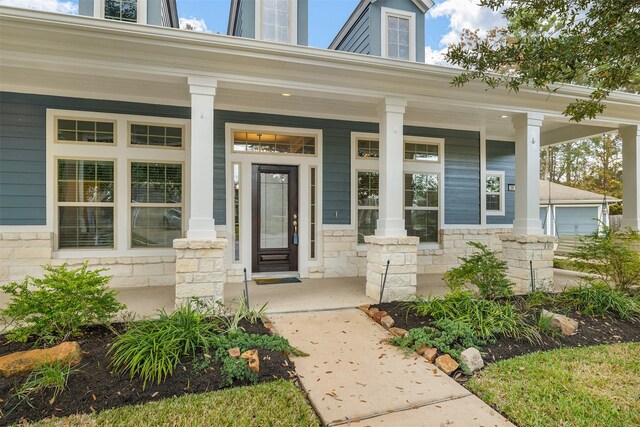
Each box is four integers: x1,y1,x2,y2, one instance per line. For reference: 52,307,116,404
173,238,227,306
365,235,418,302
499,234,555,293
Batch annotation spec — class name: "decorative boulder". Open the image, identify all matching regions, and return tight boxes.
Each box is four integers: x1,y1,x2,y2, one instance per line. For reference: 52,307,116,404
542,309,579,335
435,354,459,375
367,308,380,318
388,327,408,338
418,346,438,364
372,310,388,324
460,347,484,373
380,315,395,329
228,347,241,358
0,341,83,378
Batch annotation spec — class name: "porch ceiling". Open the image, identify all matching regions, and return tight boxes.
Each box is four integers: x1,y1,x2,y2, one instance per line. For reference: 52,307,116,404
1,6,638,143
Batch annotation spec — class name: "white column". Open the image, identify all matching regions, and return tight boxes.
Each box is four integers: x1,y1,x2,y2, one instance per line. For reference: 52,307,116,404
512,112,544,235
376,97,407,237
620,125,640,230
186,76,217,240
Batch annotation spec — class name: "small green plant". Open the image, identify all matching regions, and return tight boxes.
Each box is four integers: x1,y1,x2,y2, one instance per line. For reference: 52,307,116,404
11,362,78,408
109,302,222,388
537,312,561,338
444,242,515,299
570,225,640,291
391,319,485,361
558,280,640,320
220,357,259,386
412,291,540,343
0,262,125,344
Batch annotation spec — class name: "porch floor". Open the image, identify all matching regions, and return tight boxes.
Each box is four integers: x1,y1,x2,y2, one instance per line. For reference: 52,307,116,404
109,269,583,318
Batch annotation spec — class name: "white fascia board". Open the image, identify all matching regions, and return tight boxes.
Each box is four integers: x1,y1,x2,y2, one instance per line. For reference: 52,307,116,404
1,6,640,124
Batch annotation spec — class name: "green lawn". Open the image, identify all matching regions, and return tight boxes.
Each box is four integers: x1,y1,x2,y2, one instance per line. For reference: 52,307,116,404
34,380,319,427
467,342,640,427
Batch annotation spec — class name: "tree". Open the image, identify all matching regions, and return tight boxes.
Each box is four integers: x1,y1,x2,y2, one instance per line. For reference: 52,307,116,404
446,0,640,122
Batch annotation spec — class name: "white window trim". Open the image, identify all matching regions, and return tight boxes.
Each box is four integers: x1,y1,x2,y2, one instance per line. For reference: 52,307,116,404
94,0,147,24
255,0,298,44
351,132,444,249
225,123,323,279
485,170,505,216
46,109,189,258
380,7,416,62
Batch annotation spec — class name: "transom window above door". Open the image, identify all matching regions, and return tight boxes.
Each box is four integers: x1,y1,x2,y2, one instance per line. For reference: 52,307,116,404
233,131,316,155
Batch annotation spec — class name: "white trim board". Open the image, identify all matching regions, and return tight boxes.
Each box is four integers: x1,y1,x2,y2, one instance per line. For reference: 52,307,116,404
225,122,323,279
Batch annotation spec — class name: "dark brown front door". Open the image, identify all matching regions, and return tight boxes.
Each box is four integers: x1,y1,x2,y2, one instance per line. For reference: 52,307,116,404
252,164,298,272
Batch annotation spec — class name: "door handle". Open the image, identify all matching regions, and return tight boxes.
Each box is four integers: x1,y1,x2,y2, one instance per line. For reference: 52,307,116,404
292,214,299,245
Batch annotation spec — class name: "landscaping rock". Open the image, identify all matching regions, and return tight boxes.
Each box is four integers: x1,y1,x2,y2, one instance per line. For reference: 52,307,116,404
372,310,388,324
358,304,371,313
418,346,438,364
460,347,484,373
0,341,83,378
240,349,260,373
435,354,459,375
228,347,241,358
367,307,379,318
388,327,408,338
380,315,395,329
542,309,579,335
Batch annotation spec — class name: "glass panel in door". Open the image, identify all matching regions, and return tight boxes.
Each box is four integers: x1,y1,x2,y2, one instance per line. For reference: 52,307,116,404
260,173,289,249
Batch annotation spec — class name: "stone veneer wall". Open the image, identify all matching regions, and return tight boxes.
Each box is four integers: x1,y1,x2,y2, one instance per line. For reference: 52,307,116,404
0,232,53,284
320,227,512,278
0,232,175,289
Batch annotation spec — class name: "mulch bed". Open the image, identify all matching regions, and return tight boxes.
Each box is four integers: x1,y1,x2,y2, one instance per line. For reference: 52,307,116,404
0,320,297,426
373,299,640,364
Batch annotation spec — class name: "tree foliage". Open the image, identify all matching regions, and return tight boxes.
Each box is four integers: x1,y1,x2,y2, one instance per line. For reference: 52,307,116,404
446,0,640,122
540,133,622,213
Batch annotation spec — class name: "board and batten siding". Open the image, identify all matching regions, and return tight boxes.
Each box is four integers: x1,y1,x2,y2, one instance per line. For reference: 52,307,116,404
0,92,189,226
486,139,516,225
335,5,372,55
405,125,481,225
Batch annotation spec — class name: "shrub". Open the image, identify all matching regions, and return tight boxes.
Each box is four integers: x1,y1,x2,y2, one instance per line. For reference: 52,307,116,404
558,281,640,320
444,242,515,299
391,319,485,361
0,262,125,344
570,226,640,291
109,302,223,388
411,291,540,343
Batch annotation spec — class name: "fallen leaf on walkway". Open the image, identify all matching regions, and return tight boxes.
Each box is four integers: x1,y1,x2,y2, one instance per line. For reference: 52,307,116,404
325,371,333,374
378,354,386,359
432,369,438,374
311,341,318,344
435,405,442,408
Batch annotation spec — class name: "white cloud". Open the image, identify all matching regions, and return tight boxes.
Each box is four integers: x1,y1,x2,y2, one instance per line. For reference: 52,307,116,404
424,45,449,66
180,17,209,33
429,0,505,50
0,0,77,14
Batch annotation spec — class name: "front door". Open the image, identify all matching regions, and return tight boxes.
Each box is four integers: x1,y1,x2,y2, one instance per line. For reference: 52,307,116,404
252,164,299,272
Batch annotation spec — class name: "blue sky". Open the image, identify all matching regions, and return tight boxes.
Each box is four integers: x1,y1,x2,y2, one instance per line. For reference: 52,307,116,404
0,0,503,64
178,0,450,50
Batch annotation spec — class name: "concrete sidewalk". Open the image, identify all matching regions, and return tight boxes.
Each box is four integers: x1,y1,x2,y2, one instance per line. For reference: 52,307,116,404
270,309,514,427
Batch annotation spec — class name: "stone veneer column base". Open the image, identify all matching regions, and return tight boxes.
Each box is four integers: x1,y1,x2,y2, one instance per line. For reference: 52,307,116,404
365,235,419,302
499,234,556,293
173,238,227,306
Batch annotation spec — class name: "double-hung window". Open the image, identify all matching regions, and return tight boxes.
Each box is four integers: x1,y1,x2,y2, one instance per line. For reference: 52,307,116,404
261,0,294,43
353,134,443,245
105,0,138,23
381,8,415,61
50,111,187,253
485,171,505,215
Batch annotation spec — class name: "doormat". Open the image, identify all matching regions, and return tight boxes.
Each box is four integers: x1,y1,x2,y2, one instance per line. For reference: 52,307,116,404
254,277,302,285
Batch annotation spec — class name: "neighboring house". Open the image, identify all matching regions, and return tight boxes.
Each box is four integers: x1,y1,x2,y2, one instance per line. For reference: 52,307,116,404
0,0,638,303
539,180,621,237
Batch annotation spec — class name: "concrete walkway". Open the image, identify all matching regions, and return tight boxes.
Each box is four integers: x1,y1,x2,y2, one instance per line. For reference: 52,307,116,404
270,309,514,427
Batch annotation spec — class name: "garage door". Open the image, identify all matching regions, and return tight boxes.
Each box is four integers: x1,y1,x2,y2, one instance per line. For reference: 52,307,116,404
555,207,599,236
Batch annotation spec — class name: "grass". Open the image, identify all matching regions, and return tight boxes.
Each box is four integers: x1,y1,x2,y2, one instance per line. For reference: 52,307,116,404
467,342,640,427
33,379,319,427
